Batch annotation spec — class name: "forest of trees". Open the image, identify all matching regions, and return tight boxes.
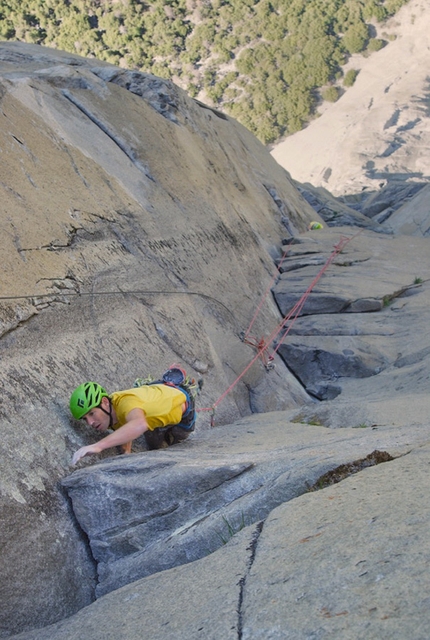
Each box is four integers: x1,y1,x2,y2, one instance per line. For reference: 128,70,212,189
0,0,409,143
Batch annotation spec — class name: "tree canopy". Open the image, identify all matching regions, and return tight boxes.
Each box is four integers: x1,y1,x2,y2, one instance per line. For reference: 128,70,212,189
0,0,410,143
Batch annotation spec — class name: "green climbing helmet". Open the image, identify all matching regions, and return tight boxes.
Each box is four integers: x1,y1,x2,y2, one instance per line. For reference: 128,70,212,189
69,382,109,420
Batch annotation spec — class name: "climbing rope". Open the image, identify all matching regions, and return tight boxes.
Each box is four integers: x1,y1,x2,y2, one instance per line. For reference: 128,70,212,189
268,234,352,361
2,233,357,426
242,243,292,343
197,233,356,423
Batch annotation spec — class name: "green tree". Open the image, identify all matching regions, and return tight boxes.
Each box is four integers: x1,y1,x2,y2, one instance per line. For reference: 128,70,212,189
342,22,369,54
322,85,340,102
362,1,387,22
0,0,412,145
343,68,359,86
384,0,409,16
367,37,385,52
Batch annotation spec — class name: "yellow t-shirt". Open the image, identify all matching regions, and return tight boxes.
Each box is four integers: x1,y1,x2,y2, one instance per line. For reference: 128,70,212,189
110,385,186,431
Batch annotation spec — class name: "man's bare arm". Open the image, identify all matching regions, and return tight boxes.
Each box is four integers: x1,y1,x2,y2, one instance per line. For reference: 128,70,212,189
72,408,148,464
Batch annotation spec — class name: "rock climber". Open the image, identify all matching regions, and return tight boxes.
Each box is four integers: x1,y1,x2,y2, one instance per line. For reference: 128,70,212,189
69,380,196,465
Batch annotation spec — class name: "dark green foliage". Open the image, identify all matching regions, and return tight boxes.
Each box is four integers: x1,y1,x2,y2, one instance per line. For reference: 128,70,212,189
322,85,340,102
362,0,388,21
343,68,359,86
367,37,385,52
384,0,409,14
0,0,409,143
342,22,369,54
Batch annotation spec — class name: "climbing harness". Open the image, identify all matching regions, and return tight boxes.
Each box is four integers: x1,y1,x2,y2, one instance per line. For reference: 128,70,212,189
133,364,202,431
5,233,358,428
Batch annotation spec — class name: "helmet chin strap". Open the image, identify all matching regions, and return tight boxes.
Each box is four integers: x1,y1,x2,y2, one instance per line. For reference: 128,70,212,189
100,399,113,428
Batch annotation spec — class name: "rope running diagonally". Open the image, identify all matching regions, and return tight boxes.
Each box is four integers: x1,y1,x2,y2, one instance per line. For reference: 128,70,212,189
1,233,357,426
197,233,356,424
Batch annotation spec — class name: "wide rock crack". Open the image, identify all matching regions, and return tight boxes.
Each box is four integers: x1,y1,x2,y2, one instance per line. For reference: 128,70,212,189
237,520,264,640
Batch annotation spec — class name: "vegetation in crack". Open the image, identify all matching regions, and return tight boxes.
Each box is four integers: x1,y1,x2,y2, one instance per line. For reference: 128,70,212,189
217,512,248,545
306,449,394,491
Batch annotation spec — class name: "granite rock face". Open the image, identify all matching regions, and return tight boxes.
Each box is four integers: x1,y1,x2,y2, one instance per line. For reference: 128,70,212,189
3,32,430,640
14,420,430,640
272,230,430,399
0,41,315,636
58,407,430,602
53,225,430,615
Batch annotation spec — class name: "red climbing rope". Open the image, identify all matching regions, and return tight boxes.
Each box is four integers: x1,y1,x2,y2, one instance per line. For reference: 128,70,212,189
268,234,352,360
197,233,356,425
242,244,291,343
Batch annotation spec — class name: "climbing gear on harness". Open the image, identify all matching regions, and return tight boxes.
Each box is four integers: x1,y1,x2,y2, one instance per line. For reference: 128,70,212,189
198,234,358,425
176,386,196,430
133,365,202,431
70,382,109,420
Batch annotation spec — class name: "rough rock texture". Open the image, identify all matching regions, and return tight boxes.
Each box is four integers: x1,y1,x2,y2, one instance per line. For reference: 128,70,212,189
385,183,430,236
0,42,316,636
49,226,430,614
15,223,430,638
295,183,384,230
3,25,430,640
13,425,430,640
272,229,430,399
60,414,421,598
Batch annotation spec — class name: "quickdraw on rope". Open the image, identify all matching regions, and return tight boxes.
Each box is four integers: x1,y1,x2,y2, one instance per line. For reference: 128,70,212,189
239,334,273,370
242,235,352,366
198,233,357,425
196,404,217,427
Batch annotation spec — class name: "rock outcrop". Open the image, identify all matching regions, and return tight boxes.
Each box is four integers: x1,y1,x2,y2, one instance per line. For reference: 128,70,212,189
0,41,316,636
12,220,430,639
3,30,430,640
272,230,430,399
14,419,430,640
51,225,430,611
58,404,427,601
